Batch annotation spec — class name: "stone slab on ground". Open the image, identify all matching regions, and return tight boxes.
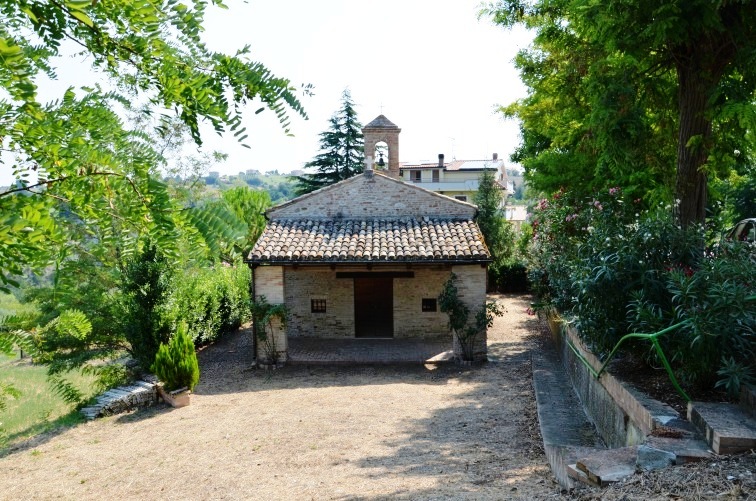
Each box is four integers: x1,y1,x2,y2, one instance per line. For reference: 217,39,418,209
636,445,676,471
689,401,756,454
645,435,713,464
575,446,639,486
80,380,158,420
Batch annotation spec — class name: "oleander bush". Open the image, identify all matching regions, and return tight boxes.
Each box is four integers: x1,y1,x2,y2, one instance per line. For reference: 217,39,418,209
529,187,755,393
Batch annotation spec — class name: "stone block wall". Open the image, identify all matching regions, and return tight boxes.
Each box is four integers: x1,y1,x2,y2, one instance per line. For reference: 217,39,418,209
253,265,287,362
393,268,449,338
451,264,488,360
269,173,476,220
284,266,355,338
283,265,451,339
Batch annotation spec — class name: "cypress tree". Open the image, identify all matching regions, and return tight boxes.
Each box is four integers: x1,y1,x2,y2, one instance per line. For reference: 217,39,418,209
152,322,200,392
294,89,364,195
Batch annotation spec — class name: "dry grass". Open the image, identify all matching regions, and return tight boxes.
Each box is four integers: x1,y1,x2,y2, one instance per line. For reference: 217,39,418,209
0,294,566,500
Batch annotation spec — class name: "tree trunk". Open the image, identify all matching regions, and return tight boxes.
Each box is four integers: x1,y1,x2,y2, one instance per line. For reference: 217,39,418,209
673,33,735,227
675,61,711,227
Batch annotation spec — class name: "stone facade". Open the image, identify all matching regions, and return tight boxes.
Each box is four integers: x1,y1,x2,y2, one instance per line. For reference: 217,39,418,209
252,262,488,361
268,172,476,221
283,265,455,339
248,165,491,363
450,264,488,359
253,265,287,362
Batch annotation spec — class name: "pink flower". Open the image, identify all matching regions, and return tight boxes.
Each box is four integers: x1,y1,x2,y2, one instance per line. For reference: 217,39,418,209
609,187,620,196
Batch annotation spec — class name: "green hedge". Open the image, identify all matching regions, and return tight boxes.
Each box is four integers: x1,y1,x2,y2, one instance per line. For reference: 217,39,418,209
165,263,251,345
489,261,529,293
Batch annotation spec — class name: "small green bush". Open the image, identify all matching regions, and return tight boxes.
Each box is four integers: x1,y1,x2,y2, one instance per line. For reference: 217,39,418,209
438,273,503,361
152,322,200,392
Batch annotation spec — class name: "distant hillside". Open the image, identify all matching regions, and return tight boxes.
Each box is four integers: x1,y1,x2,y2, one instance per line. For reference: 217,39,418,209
201,171,297,204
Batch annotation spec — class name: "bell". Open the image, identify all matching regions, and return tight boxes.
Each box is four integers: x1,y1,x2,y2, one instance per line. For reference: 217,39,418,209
377,152,386,168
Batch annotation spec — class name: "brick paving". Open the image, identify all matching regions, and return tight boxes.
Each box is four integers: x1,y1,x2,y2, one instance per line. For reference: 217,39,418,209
287,336,454,364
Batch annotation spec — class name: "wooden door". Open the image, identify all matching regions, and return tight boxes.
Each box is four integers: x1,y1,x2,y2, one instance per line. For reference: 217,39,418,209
354,277,393,338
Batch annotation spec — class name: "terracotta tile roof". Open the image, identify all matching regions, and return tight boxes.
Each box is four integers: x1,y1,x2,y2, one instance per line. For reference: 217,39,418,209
248,217,490,263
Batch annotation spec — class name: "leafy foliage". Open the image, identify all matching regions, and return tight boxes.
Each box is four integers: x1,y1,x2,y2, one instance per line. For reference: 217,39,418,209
474,169,514,262
294,89,364,195
250,296,287,364
164,262,251,345
152,322,200,392
0,314,35,411
119,242,173,371
438,273,503,361
483,0,756,226
473,169,521,291
529,185,756,393
1,0,308,291
34,308,126,404
221,186,271,255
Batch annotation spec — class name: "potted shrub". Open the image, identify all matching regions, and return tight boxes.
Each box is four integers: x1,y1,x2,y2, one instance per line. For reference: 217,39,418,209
152,322,200,407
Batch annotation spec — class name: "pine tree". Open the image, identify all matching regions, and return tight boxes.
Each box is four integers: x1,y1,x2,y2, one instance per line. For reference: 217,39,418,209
474,169,513,263
152,322,200,392
294,90,364,195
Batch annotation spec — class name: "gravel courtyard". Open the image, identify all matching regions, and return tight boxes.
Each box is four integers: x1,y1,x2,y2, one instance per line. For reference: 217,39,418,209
0,294,563,500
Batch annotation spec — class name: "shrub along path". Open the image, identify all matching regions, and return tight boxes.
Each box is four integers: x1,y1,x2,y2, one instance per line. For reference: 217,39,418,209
0,294,566,500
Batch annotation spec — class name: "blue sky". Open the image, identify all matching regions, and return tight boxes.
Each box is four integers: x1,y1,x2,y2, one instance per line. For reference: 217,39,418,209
1,1,533,185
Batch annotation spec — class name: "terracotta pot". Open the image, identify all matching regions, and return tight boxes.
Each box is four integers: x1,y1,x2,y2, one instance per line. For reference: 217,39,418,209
157,385,191,408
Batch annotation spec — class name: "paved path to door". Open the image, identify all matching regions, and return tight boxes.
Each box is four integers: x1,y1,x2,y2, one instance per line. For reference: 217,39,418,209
288,337,454,364
0,294,562,500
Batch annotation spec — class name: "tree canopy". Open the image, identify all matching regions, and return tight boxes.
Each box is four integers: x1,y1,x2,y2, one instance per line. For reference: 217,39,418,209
0,0,309,407
0,0,309,290
294,89,364,195
474,169,513,263
484,0,756,225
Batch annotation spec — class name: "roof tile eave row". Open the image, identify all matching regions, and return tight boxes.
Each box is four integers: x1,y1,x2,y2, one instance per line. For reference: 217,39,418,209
248,217,491,262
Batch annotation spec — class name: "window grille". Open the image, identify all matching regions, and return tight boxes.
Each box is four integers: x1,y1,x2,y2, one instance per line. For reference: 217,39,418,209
311,299,327,313
422,298,437,312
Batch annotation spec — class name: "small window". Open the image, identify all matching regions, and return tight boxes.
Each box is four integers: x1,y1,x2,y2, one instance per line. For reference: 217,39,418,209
432,170,439,182
454,195,468,202
411,171,422,183
311,299,327,313
422,298,437,312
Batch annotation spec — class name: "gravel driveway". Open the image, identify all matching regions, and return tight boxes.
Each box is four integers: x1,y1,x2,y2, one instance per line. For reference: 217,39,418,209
0,294,563,500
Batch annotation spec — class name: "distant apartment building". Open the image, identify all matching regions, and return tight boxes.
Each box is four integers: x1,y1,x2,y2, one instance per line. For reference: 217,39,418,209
399,153,507,205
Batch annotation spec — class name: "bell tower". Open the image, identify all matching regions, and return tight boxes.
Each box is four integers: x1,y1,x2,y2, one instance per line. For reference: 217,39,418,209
362,115,401,178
